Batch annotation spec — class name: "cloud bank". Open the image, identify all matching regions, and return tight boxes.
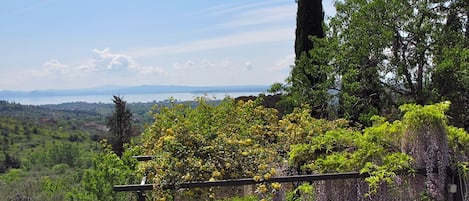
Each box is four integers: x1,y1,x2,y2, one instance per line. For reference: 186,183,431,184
42,48,164,76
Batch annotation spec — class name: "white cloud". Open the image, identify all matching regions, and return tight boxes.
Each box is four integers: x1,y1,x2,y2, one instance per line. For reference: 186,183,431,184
270,54,295,72
81,48,137,71
200,59,215,68
43,59,68,73
184,60,194,68
39,48,164,79
172,60,195,70
245,61,254,71
172,59,223,72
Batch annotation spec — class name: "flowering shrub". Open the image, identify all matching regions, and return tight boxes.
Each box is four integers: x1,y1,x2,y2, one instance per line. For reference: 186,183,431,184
138,99,467,200
139,98,282,200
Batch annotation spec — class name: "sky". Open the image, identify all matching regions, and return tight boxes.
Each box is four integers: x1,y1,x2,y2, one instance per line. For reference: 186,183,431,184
0,0,336,91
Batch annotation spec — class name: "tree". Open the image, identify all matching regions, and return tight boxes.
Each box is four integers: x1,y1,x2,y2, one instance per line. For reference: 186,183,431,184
277,0,469,128
107,96,133,157
280,0,333,119
432,0,469,129
331,0,468,127
331,0,395,125
1,152,21,173
294,0,324,57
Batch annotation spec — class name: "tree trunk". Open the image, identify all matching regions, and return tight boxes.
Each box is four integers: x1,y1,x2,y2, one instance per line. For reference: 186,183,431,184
294,0,324,58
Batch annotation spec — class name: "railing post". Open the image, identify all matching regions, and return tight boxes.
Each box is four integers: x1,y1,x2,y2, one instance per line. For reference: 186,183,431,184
136,175,147,201
133,156,154,201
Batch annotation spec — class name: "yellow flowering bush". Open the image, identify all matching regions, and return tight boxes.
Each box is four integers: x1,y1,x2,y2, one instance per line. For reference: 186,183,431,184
138,97,281,200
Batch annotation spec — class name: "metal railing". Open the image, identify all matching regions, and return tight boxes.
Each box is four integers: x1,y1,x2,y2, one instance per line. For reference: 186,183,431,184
114,155,436,201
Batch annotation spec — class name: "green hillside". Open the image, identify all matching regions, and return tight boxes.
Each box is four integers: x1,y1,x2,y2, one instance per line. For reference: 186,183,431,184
0,100,137,200
0,99,220,200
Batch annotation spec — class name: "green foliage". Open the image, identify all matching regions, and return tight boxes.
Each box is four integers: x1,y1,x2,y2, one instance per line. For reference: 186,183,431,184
286,35,338,119
139,98,282,200
51,163,70,174
278,0,469,129
361,153,412,195
448,125,469,179
45,142,81,167
0,169,26,184
0,101,133,200
78,143,138,201
285,104,412,194
136,96,469,199
448,126,469,156
268,82,285,94
285,101,469,197
1,152,22,172
286,183,315,201
221,195,259,201
107,96,134,157
400,101,450,127
433,46,469,129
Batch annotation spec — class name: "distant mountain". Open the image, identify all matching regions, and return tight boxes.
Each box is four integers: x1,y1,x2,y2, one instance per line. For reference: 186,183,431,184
0,85,270,98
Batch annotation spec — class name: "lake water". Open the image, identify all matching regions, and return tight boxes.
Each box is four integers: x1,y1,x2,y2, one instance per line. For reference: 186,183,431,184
3,92,265,105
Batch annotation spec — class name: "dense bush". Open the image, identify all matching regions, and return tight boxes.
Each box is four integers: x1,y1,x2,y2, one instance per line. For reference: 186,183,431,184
139,98,282,200
138,98,468,200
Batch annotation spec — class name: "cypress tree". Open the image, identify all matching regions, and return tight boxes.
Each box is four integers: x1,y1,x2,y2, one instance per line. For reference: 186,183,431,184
107,96,133,157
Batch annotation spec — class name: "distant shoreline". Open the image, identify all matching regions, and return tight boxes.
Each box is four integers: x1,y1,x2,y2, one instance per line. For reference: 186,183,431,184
1,91,267,106
0,84,269,97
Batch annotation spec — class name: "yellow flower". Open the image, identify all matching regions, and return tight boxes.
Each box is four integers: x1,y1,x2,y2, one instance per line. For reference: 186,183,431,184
183,173,192,180
258,164,268,170
253,175,261,182
269,167,277,175
163,135,175,141
271,182,281,190
212,170,221,178
263,172,271,180
209,193,215,199
257,184,268,193
166,128,174,135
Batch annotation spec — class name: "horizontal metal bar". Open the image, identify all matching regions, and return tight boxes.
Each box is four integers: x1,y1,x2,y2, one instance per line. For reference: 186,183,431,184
114,168,429,192
132,155,154,161
114,171,370,192
114,184,154,192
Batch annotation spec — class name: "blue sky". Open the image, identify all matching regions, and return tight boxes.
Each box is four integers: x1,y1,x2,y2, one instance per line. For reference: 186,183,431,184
0,0,335,91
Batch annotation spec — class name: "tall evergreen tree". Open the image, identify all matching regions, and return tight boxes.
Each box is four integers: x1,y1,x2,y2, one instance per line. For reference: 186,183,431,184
284,0,332,118
294,0,324,58
107,96,133,157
